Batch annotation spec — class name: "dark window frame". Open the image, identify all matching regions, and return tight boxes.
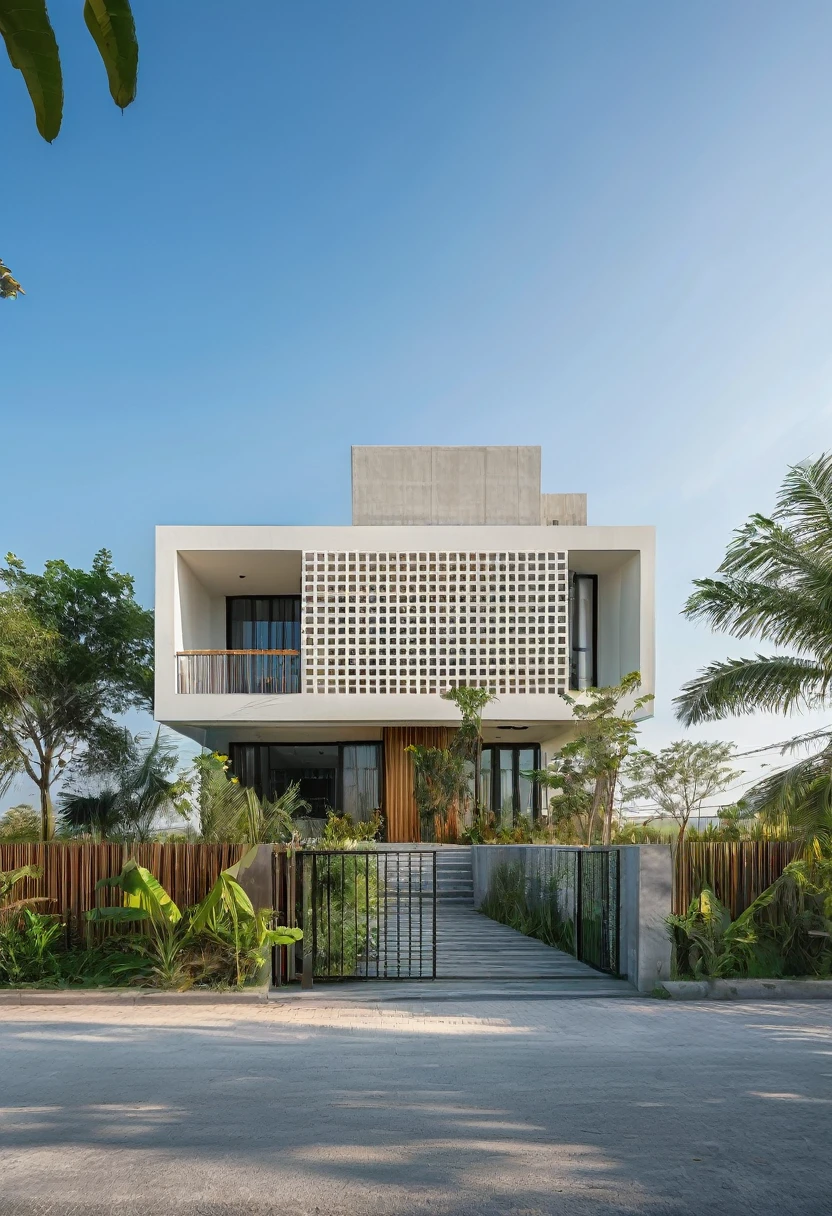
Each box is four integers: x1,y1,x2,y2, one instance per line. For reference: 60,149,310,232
480,743,541,821
225,595,302,650
569,572,598,690
229,740,383,820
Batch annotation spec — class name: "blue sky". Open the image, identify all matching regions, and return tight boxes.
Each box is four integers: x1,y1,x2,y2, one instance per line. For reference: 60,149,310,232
2,1,832,808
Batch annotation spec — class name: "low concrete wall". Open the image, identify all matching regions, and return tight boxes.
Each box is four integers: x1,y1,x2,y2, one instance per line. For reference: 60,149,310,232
471,844,672,993
231,845,275,912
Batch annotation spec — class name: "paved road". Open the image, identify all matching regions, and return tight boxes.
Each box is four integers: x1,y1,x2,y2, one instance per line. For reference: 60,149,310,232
1,989,831,1215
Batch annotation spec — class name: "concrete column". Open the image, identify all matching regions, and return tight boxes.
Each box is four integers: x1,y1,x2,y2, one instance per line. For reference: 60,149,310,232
619,845,673,993
231,844,275,912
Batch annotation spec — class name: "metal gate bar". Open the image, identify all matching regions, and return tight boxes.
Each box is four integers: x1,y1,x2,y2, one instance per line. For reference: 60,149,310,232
275,849,437,984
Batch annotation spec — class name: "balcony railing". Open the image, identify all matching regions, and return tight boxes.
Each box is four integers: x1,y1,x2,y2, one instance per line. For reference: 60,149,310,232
177,650,301,694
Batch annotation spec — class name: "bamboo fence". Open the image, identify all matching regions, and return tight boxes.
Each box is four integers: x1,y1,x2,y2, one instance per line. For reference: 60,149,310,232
0,842,246,932
673,841,803,918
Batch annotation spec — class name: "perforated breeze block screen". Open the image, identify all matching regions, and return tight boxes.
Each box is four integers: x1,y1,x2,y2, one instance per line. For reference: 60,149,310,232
303,550,568,696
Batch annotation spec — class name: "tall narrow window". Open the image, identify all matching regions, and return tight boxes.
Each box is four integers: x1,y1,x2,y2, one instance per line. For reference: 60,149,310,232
498,748,515,827
517,747,536,822
569,574,597,690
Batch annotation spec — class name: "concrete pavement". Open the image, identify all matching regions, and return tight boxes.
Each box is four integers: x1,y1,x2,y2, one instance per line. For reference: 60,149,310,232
1,991,831,1214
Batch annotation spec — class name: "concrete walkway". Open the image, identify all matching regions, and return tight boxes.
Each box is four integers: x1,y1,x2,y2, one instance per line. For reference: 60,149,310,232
431,847,629,991
2,995,830,1214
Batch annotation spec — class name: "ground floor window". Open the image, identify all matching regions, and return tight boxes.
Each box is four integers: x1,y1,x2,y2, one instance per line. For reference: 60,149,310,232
478,744,540,824
229,742,381,821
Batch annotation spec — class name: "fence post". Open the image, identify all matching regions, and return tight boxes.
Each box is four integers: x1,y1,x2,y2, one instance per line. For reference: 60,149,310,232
301,852,314,989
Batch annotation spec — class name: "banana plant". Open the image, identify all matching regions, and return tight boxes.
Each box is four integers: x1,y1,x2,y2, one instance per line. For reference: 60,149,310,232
86,850,302,987
0,0,138,143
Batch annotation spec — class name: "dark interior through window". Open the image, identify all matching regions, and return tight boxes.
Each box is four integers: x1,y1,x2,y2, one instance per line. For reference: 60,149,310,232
227,596,301,651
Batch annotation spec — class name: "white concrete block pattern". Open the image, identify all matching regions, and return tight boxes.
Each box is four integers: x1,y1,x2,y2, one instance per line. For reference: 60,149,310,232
302,549,569,695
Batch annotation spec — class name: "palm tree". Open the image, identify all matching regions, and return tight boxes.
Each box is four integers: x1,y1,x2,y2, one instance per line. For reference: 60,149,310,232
58,730,186,842
675,453,832,725
675,454,832,846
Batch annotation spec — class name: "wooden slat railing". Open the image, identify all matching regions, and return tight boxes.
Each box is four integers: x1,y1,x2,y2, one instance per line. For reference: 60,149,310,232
176,650,301,694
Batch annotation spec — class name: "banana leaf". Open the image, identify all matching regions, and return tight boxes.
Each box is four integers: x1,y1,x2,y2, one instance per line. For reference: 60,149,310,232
95,860,181,924
85,905,149,925
83,0,138,109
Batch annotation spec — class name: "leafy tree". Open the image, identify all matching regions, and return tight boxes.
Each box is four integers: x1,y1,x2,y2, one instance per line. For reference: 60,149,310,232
675,454,832,847
0,550,154,840
0,804,39,842
58,730,189,842
676,454,832,725
533,673,653,845
624,740,740,848
407,687,496,838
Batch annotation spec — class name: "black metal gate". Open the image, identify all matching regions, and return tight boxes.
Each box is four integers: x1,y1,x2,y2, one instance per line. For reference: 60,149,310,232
273,849,437,984
576,848,620,974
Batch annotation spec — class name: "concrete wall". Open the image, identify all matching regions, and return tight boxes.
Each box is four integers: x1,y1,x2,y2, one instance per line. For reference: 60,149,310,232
471,844,672,993
156,522,655,733
352,446,543,525
540,493,587,526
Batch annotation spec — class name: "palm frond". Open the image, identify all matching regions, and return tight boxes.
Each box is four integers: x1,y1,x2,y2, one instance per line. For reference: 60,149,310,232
675,654,831,725
683,572,832,661
775,453,832,551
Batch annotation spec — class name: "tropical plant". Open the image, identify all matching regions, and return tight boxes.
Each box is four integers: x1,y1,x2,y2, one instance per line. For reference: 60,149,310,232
88,852,302,988
58,730,189,842
0,803,39,841
623,740,740,850
407,687,496,839
194,753,310,844
531,673,653,845
676,454,832,723
668,858,832,980
320,810,383,846
0,551,154,840
480,861,574,954
0,0,138,143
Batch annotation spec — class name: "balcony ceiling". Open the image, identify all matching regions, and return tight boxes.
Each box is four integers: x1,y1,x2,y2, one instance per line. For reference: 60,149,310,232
179,550,302,595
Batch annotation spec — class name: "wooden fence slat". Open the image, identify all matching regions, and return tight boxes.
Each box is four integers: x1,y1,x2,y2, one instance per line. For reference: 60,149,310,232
0,842,247,935
673,841,802,918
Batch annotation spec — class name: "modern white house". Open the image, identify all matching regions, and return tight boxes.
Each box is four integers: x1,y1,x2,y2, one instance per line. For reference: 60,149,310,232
155,446,655,842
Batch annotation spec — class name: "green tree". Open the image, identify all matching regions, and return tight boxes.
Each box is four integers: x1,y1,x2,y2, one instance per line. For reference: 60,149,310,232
533,673,653,845
674,454,832,847
0,804,39,842
624,740,740,848
0,550,154,840
675,454,832,725
58,730,189,842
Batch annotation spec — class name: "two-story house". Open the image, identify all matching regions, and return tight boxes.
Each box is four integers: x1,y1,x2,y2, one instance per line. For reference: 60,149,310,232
154,445,655,841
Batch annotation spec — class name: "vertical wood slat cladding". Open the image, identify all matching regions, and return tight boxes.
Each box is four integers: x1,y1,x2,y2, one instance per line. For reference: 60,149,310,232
673,841,802,917
383,726,456,842
0,843,246,933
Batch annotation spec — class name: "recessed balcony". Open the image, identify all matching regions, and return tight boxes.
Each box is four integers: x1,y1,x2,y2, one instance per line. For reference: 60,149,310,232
176,650,301,694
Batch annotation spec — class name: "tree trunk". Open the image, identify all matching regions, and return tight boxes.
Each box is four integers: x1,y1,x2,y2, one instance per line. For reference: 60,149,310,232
586,779,604,845
38,780,54,842
602,766,621,846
